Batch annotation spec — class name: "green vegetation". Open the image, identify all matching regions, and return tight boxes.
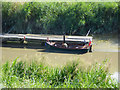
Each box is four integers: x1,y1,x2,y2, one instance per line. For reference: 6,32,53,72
2,2,119,35
1,58,118,88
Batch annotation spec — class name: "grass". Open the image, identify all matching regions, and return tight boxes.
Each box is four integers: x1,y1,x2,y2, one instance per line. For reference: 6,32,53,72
2,2,118,35
0,58,118,88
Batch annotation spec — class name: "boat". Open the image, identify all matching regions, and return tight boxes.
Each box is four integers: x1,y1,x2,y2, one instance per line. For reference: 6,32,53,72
45,30,92,53
45,37,92,53
45,41,92,53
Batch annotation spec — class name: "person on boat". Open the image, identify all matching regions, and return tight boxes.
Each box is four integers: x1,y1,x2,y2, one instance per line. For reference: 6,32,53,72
62,34,68,48
62,43,68,48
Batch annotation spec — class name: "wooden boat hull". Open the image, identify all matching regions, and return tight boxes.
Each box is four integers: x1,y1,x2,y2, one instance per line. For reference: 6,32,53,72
45,42,90,53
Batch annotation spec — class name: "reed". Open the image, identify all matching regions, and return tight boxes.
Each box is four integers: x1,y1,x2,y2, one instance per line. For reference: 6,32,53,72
1,58,118,88
2,2,119,35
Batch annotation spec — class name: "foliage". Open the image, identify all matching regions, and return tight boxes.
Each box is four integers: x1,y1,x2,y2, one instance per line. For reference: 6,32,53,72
2,2,119,35
1,58,118,88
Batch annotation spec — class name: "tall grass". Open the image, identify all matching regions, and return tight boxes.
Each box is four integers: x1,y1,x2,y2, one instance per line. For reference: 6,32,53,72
2,2,119,35
1,58,118,88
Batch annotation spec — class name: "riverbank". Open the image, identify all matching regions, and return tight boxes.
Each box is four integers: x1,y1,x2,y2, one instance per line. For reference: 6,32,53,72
0,59,118,88
2,2,118,35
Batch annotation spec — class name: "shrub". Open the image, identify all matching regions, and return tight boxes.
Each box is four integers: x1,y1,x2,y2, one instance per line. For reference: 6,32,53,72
2,2,119,35
1,58,118,88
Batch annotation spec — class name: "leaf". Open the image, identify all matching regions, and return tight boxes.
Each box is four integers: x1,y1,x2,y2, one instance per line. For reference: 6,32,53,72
11,57,19,68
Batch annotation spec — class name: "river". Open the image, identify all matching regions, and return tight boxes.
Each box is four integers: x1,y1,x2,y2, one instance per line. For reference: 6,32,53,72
1,36,119,74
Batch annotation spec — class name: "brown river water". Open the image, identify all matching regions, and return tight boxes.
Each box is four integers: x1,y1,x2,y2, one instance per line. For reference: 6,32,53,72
0,36,119,74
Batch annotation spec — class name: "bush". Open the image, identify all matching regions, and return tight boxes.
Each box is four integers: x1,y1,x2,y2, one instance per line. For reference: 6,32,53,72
1,58,118,88
2,2,119,35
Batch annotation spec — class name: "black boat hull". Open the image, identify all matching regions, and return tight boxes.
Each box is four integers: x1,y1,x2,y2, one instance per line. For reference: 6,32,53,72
45,42,89,53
